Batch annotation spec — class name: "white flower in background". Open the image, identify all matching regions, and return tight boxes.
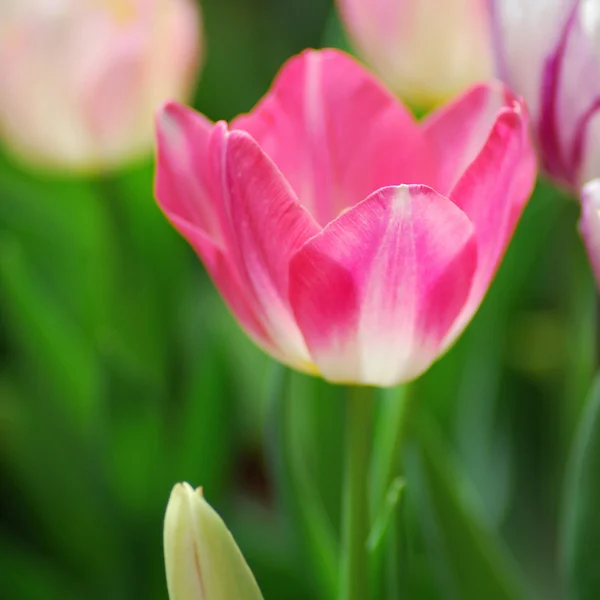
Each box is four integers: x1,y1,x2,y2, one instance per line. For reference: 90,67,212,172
0,0,202,173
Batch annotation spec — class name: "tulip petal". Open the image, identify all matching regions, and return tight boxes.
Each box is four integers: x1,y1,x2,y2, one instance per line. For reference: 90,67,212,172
422,82,512,195
579,105,600,185
580,179,600,290
156,102,228,244
232,49,430,226
555,1,600,185
489,0,574,121
77,15,147,162
337,0,492,108
0,0,201,172
443,103,536,346
491,0,600,188
289,185,477,386
155,103,276,355
225,130,321,368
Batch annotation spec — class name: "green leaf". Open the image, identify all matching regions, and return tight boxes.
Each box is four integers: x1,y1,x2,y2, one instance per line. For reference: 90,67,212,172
286,370,345,534
229,509,318,600
265,364,338,600
563,374,600,600
0,233,100,428
367,475,405,598
171,334,234,502
0,377,125,584
404,412,528,600
368,477,405,553
0,171,114,342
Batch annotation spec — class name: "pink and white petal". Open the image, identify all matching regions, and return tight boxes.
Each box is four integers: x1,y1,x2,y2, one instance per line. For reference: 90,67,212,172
155,104,278,356
421,81,513,195
289,185,477,387
155,102,229,245
224,130,321,368
489,0,575,121
171,217,279,356
444,103,536,346
579,179,600,290
232,49,431,226
75,12,147,163
557,1,600,185
335,0,403,83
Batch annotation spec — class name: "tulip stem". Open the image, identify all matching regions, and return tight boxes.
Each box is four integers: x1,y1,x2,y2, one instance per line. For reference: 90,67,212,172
340,385,374,600
596,294,600,368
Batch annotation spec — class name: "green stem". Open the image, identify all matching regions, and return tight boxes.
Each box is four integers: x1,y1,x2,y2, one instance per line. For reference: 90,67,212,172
340,385,374,600
371,385,411,516
369,385,412,598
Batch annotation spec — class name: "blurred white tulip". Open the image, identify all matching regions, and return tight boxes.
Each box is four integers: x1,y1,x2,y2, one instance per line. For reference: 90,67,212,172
336,0,493,109
0,0,202,173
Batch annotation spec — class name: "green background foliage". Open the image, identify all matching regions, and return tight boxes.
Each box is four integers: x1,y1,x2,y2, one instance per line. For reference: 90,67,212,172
0,1,597,599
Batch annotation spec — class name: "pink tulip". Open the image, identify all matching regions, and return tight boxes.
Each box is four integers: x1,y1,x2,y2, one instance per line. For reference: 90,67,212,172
336,0,493,109
0,0,201,172
490,0,600,190
580,179,600,289
155,50,535,386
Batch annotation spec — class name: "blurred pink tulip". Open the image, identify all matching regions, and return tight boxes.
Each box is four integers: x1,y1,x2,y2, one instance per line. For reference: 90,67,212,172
490,0,600,190
580,179,600,289
336,0,493,109
0,0,202,173
155,49,535,386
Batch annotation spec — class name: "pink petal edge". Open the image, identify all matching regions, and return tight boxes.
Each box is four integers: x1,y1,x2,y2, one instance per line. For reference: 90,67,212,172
224,129,321,369
443,98,536,347
422,80,514,195
289,184,478,386
232,49,432,226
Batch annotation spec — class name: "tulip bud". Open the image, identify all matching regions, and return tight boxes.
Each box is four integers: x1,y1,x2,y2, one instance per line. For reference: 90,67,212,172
490,0,600,190
580,179,600,289
0,0,202,173
163,483,264,600
335,0,493,109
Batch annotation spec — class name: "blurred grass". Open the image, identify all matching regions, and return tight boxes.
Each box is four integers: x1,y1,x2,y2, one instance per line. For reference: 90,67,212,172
0,1,596,599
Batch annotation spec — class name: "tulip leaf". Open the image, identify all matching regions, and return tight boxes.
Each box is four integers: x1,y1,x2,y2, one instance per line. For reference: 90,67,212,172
563,374,600,600
265,363,338,600
0,233,100,428
286,370,345,533
0,374,126,583
404,411,528,600
229,511,318,600
367,475,405,598
0,172,114,342
173,331,234,502
368,476,405,552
